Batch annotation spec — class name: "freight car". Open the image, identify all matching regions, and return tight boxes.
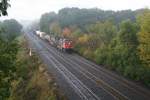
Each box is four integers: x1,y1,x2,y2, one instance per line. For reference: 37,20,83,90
36,31,46,39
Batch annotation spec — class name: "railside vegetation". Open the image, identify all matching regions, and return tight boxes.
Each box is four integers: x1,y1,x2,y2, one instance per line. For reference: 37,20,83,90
39,8,150,87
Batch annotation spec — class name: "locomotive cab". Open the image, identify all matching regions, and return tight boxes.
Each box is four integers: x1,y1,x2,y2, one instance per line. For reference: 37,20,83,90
62,39,73,52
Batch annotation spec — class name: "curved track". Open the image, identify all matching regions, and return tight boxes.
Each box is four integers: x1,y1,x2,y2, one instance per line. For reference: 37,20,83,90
25,32,150,100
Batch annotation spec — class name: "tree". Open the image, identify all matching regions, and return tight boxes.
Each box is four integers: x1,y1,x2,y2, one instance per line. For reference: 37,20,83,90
58,8,137,28
40,12,57,33
62,27,71,37
49,21,61,36
113,20,140,77
0,19,21,99
137,11,150,67
87,21,117,46
2,19,22,40
0,36,19,100
39,7,142,35
0,0,10,16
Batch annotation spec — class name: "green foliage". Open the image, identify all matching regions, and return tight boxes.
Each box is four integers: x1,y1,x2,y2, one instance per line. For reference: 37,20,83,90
58,8,136,28
0,38,19,100
75,19,150,87
38,8,150,87
0,19,22,99
39,7,139,35
58,8,101,28
1,19,22,40
9,37,66,100
87,21,117,45
50,21,62,36
137,11,150,67
94,47,108,65
111,20,140,76
72,28,82,38
0,0,10,16
40,12,57,34
136,11,150,86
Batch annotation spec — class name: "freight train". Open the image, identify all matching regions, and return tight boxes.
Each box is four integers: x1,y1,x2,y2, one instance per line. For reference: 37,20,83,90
35,31,73,52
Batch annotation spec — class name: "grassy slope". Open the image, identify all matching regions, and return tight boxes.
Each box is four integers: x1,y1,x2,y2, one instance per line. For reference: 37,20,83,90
9,36,66,100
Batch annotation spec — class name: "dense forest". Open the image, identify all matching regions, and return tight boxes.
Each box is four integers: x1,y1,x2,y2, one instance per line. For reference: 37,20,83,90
39,8,150,87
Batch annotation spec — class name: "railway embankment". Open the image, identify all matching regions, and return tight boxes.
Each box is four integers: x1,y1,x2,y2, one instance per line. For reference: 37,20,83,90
9,36,66,100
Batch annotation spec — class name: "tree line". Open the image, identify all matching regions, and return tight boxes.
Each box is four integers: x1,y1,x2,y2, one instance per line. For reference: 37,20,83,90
39,8,150,87
39,8,144,34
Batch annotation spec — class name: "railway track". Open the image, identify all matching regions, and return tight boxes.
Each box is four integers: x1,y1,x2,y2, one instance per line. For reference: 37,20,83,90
69,54,150,98
46,54,100,100
39,36,150,100
26,32,150,100
26,33,101,100
40,40,128,100
71,54,150,92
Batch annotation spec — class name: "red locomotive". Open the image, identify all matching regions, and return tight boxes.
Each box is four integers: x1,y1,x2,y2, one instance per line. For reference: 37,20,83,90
58,38,73,52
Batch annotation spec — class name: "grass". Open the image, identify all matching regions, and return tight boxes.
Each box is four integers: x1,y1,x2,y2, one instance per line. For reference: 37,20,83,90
9,35,66,100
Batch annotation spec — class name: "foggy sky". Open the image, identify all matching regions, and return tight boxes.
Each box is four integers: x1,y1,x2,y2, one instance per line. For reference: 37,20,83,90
1,0,150,21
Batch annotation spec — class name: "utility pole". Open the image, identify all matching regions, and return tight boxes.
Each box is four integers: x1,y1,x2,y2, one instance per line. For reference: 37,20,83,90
29,48,32,56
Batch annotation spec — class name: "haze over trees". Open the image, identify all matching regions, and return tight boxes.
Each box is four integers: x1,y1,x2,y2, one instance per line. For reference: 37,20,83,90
2,19,22,40
39,8,150,87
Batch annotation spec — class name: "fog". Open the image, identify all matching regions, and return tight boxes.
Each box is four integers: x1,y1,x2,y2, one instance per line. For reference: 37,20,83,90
1,0,150,21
